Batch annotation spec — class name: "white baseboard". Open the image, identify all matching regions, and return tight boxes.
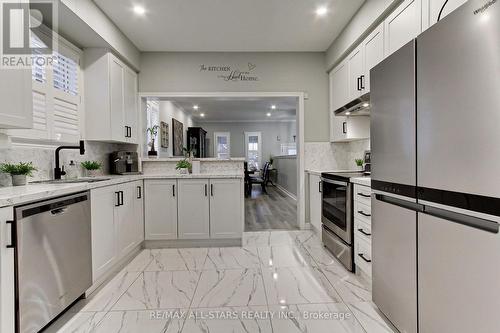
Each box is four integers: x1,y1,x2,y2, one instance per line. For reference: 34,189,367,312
274,184,297,201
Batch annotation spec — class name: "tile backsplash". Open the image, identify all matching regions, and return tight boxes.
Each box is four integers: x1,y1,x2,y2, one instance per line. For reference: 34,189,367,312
0,141,136,186
304,140,370,171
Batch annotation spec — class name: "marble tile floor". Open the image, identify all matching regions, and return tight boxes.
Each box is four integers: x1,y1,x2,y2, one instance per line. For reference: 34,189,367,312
47,230,397,333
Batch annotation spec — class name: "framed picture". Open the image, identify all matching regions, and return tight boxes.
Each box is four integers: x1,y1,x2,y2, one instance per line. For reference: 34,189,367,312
172,118,184,156
160,121,169,148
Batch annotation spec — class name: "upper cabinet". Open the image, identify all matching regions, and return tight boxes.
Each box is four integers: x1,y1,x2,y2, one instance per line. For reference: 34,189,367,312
362,23,385,93
422,0,468,30
329,60,349,112
84,49,138,144
384,0,422,56
348,46,365,99
0,68,33,129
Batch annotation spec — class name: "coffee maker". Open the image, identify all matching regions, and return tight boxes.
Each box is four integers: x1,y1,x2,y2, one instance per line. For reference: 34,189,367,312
110,151,140,174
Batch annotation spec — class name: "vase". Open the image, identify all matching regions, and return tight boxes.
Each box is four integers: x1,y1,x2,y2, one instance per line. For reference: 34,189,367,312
12,174,27,186
85,169,100,177
178,168,189,175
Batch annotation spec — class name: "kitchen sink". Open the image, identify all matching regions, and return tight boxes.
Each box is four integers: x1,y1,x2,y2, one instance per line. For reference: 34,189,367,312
30,178,111,184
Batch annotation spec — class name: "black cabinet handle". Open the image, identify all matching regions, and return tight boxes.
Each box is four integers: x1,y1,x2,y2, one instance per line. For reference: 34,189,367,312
211,184,214,196
318,181,322,193
357,192,371,198
6,220,15,249
137,186,142,199
119,191,124,206
205,184,208,196
358,253,372,263
115,191,120,206
357,228,372,236
357,210,371,217
342,122,347,134
357,76,361,91
172,184,175,197
129,126,132,138
360,75,365,90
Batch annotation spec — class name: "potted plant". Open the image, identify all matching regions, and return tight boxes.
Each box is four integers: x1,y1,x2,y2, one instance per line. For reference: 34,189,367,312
0,162,37,186
176,159,192,175
355,158,364,171
146,125,159,157
81,161,102,177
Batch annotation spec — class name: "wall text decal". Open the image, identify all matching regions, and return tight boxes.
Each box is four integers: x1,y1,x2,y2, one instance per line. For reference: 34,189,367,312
199,63,259,82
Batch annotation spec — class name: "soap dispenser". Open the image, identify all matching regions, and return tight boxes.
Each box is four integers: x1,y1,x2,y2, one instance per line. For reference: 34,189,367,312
65,160,78,179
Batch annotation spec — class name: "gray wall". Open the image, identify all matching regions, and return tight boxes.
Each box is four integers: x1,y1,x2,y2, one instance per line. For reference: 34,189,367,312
273,155,297,196
138,52,328,142
197,121,296,161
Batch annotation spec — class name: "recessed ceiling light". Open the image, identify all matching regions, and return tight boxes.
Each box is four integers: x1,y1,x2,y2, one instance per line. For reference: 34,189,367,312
315,6,328,17
200,113,205,117
266,112,272,117
271,105,276,110
345,111,351,116
193,105,199,110
133,5,146,15
362,103,370,108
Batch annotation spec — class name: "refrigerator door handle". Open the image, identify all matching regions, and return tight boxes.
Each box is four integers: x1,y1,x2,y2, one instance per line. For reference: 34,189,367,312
424,205,499,234
375,194,424,212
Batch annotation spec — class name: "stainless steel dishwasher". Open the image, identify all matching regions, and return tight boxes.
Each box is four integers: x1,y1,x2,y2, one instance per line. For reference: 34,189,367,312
14,191,92,333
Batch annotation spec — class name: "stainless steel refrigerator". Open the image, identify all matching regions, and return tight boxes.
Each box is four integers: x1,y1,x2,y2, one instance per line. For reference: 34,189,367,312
370,1,500,332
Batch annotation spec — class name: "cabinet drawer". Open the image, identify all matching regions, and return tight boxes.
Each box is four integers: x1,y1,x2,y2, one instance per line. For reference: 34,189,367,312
355,218,372,243
355,237,372,277
354,184,372,206
354,201,372,224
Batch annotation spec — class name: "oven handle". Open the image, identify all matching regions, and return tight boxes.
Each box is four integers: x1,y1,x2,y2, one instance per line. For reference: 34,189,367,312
320,178,348,186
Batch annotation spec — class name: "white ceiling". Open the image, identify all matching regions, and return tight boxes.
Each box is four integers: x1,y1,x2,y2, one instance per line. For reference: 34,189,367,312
93,0,365,52
158,96,297,122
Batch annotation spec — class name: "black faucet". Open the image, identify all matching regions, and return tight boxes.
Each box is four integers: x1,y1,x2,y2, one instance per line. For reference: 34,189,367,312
54,140,85,179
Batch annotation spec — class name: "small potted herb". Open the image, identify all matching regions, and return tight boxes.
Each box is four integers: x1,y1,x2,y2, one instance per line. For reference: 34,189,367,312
81,161,102,177
0,162,37,186
147,125,159,157
355,158,364,171
176,159,192,175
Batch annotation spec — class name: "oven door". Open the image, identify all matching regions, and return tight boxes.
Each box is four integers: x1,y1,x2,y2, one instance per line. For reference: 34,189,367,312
321,178,352,244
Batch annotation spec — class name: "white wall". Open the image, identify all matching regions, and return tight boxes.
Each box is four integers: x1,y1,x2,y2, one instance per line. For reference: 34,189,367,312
157,101,194,157
273,156,297,197
197,121,296,161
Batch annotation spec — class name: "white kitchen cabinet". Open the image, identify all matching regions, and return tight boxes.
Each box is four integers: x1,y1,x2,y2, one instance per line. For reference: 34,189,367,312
0,68,33,129
347,46,365,99
329,60,350,112
308,174,322,232
178,179,210,239
84,49,138,144
331,116,370,143
90,181,143,282
145,179,178,240
0,207,15,333
362,23,385,92
209,179,243,239
353,183,372,278
422,0,467,30
384,0,422,56
90,185,119,282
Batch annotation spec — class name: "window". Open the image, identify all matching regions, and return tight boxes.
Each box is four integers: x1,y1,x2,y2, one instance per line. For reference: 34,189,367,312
280,143,297,156
10,29,82,143
146,100,160,152
245,132,262,170
214,132,230,159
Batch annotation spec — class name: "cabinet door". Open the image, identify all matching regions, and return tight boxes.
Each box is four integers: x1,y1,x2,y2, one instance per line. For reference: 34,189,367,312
91,186,119,282
145,179,178,240
209,179,243,239
348,46,365,99
0,207,15,333
330,116,347,142
178,179,209,239
109,56,126,142
132,181,144,244
423,0,467,30
0,68,33,129
384,0,422,56
362,23,384,92
308,174,322,232
329,60,349,111
123,67,138,144
116,183,137,258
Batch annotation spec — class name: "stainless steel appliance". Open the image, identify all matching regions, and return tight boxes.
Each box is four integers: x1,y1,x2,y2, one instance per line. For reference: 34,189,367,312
110,151,140,175
321,172,368,271
14,192,92,333
371,1,500,332
334,92,370,116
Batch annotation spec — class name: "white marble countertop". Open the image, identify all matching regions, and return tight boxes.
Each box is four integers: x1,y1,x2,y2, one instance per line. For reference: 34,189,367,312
305,169,359,176
351,177,371,187
142,157,245,162
0,173,243,208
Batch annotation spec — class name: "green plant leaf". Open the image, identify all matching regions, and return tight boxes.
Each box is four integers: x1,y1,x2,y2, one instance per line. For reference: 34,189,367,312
81,161,102,170
0,162,37,176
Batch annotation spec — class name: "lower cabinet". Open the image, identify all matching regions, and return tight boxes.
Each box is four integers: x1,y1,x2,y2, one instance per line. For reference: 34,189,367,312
91,181,144,282
308,173,322,232
0,207,15,333
145,178,243,241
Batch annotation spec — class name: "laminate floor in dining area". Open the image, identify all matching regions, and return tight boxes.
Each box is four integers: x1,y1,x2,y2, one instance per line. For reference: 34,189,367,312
245,186,298,231
47,230,396,333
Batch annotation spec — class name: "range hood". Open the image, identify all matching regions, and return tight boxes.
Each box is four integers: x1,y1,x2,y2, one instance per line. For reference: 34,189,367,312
334,93,370,116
